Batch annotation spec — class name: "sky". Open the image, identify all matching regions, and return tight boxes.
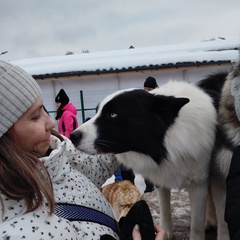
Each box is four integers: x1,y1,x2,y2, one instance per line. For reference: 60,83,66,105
1,0,240,62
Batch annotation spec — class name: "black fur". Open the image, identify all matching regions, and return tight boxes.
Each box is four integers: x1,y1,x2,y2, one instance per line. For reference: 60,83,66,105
94,89,189,163
197,72,229,182
197,72,227,111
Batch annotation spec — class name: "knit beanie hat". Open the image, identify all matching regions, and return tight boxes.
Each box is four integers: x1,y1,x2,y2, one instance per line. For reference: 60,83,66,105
55,89,69,104
144,77,158,89
0,61,41,138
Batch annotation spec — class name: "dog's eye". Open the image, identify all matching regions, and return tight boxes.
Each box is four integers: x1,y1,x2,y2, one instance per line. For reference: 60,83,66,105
110,112,117,118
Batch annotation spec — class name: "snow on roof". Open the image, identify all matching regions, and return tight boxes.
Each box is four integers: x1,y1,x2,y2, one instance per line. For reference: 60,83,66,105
11,39,240,77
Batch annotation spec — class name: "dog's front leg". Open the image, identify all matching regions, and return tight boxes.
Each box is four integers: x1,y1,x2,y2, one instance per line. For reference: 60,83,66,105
188,182,208,240
157,187,172,240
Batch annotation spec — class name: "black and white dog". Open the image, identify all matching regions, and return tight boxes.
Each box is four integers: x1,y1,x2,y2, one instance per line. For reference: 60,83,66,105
71,80,217,240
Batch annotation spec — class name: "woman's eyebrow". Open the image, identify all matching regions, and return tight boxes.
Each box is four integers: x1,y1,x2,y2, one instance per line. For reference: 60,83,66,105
29,104,43,115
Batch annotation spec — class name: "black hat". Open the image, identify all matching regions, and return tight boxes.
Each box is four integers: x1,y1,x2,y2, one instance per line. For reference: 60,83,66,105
55,89,69,103
144,77,158,89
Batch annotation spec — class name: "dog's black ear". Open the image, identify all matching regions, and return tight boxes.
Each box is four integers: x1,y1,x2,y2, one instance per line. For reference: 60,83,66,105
152,95,189,126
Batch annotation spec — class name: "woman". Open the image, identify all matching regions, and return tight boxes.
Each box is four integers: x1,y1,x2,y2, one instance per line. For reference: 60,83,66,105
55,88,78,138
0,61,118,239
0,61,164,240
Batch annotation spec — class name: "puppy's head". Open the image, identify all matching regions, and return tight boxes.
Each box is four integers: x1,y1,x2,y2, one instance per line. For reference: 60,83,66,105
70,88,189,162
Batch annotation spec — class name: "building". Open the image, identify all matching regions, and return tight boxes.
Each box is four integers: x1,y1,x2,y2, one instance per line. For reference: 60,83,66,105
11,38,240,123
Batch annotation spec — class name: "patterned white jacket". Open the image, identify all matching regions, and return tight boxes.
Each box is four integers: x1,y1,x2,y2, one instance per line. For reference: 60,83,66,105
0,135,119,240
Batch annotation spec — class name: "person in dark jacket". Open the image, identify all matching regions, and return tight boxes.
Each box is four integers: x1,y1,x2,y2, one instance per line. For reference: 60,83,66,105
143,76,158,92
55,89,78,138
225,145,240,240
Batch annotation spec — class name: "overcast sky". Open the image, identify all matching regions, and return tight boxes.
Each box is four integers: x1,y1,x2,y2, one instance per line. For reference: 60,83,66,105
1,0,240,62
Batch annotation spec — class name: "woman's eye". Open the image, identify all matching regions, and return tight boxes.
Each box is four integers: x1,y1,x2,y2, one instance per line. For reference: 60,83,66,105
32,115,41,121
110,113,117,118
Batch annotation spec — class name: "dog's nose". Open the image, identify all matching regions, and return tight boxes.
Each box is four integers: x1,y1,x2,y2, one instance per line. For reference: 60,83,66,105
70,131,82,146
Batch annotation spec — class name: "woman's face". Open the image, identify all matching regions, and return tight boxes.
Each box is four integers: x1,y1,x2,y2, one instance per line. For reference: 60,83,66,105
56,102,61,108
144,87,154,92
12,97,56,157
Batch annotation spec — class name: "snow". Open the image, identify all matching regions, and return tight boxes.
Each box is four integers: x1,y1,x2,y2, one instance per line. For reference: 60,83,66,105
11,39,240,76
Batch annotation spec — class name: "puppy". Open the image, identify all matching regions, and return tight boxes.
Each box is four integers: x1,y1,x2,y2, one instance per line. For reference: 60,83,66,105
101,180,142,221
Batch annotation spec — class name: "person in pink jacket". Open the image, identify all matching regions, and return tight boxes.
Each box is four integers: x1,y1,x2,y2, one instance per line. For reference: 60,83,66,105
55,89,78,138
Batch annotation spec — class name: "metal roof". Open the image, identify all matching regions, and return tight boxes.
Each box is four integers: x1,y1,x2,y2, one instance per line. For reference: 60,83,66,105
11,39,240,80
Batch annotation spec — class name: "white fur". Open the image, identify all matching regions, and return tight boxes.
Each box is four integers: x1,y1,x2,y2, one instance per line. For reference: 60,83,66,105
76,117,98,153
77,88,139,154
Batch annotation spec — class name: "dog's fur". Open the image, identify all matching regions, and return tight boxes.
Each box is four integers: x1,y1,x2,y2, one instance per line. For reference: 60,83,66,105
71,80,217,240
101,180,142,221
197,63,240,240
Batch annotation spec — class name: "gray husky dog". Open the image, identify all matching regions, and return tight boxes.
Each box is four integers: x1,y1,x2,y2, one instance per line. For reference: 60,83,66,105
199,62,240,240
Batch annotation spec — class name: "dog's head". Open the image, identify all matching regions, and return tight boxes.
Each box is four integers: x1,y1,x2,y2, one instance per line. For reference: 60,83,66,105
70,88,189,163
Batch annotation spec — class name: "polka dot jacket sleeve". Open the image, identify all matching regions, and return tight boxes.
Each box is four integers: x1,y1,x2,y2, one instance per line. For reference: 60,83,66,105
64,137,119,188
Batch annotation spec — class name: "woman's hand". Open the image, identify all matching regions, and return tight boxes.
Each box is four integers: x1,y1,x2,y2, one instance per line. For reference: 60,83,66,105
132,224,165,240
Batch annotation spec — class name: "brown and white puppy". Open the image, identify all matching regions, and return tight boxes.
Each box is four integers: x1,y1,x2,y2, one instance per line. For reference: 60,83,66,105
101,180,142,221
